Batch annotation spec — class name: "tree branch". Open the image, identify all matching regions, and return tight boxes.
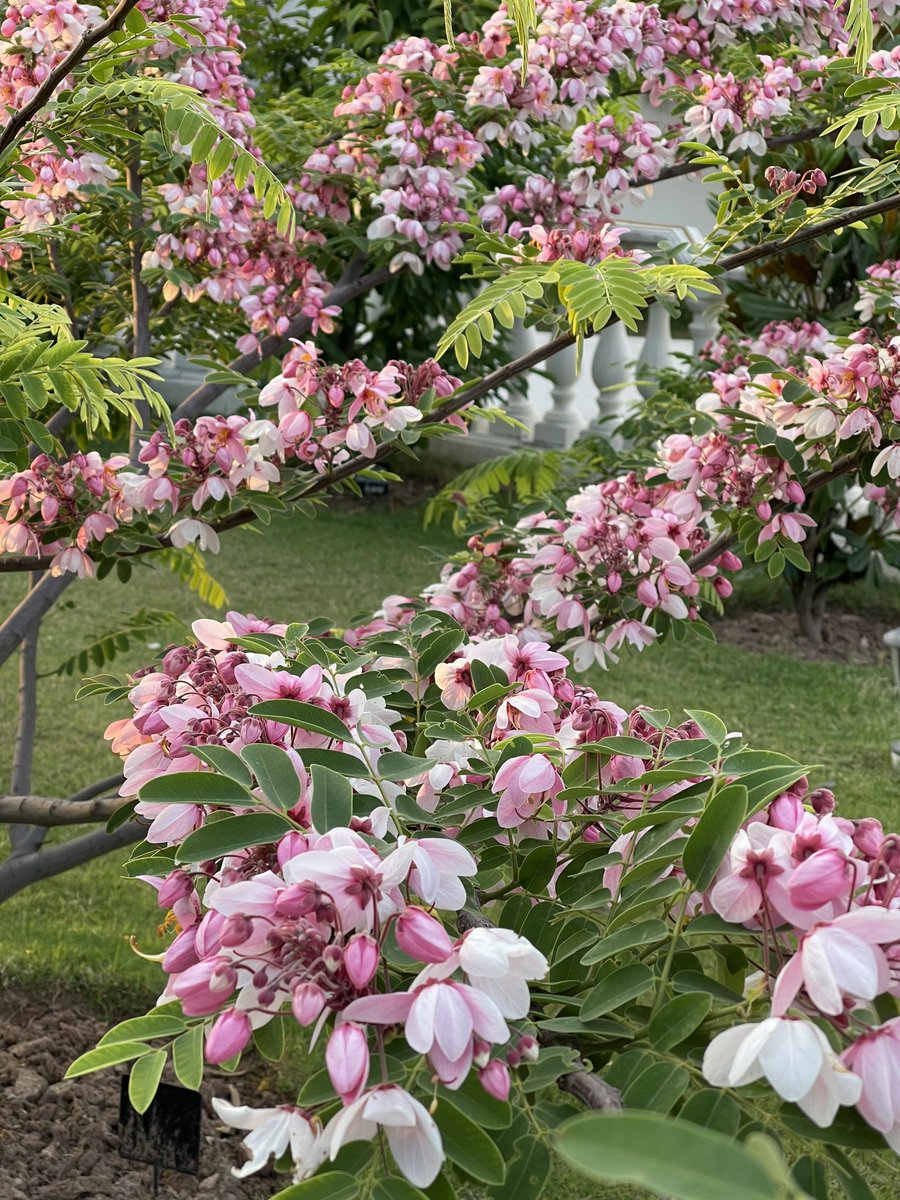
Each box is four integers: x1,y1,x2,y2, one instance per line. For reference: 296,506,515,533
0,794,125,826
127,156,153,461
0,821,145,904
0,571,73,669
170,258,392,422
634,124,828,192
0,0,142,158
9,573,43,857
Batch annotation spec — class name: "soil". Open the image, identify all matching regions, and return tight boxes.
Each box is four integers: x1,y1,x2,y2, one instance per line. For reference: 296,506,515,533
708,608,897,666
0,989,288,1200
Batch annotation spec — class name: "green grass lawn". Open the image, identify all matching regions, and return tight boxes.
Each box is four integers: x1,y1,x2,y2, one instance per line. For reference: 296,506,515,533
0,497,898,1006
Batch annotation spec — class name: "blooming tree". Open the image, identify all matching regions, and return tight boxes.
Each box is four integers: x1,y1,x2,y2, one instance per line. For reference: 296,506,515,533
0,1,899,1194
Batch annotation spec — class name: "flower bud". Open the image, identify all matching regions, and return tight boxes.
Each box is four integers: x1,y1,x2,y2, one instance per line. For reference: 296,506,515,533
852,818,884,860
479,1060,511,1102
395,907,454,964
344,933,379,989
205,1009,252,1064
322,945,343,974
786,848,850,909
326,1023,369,1104
157,869,193,908
517,1035,539,1062
473,1039,491,1069
292,982,326,1026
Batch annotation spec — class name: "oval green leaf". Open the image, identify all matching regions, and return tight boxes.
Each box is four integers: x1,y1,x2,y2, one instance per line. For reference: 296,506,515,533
176,811,294,862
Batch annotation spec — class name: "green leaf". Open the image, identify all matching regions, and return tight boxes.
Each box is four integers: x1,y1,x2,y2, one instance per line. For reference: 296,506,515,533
622,1062,689,1114
679,1090,742,1136
249,700,351,742
581,963,655,1020
682,783,748,892
241,744,301,811
593,736,657,759
171,1025,204,1090
98,1015,186,1046
683,711,728,746
373,1179,430,1200
376,751,431,781
253,1015,286,1062
176,812,295,861
310,764,353,832
648,994,712,1052
128,1049,166,1114
66,1041,153,1078
582,919,669,965
438,1075,512,1130
488,1133,550,1200
270,1173,359,1200
554,1112,786,1200
437,1102,506,1184
139,770,255,807
518,844,558,893
522,1046,581,1093
186,745,253,787
298,747,369,777
417,627,465,678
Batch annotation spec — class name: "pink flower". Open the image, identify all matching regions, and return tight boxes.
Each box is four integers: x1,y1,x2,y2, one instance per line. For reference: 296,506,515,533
772,909,900,1017
326,1023,370,1104
292,982,326,1026
325,1085,443,1187
457,926,548,1018
491,754,562,829
842,1019,900,1150
343,978,509,1088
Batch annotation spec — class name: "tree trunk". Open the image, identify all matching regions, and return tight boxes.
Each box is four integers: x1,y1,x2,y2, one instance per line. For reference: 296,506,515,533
792,573,829,645
9,574,44,857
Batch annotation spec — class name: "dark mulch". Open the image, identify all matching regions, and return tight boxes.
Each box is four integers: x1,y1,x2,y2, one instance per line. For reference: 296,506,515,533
0,989,289,1200
709,608,897,666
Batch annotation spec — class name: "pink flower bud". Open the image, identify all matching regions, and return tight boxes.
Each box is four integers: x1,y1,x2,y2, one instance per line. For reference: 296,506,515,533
292,982,326,1026
157,870,193,908
395,906,454,964
205,1009,252,1064
220,914,253,948
344,933,379,989
473,1039,491,1069
479,1060,511,1102
323,945,343,973
326,1022,370,1104
517,1035,539,1062
786,848,850,909
852,818,884,859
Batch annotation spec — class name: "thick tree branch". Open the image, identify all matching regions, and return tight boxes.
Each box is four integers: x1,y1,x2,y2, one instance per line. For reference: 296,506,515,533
0,572,73,668
0,794,125,825
9,573,42,857
0,0,142,158
0,821,145,904
170,258,392,422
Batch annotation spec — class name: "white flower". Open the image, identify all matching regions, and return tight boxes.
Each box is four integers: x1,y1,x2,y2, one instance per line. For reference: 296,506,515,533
169,518,220,553
458,926,548,1017
703,1017,861,1127
211,1099,326,1179
325,1086,443,1187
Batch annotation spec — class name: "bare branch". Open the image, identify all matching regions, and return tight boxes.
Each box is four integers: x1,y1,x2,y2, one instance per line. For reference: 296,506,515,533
0,821,144,904
0,794,125,826
9,574,43,856
127,156,153,461
558,1069,623,1111
0,571,73,669
0,0,142,158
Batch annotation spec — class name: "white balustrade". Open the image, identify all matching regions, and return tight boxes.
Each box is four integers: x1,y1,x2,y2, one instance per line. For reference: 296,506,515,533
636,303,678,399
533,340,586,448
590,319,640,436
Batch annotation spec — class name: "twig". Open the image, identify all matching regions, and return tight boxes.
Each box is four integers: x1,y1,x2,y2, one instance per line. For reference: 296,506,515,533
127,155,153,461
0,0,142,157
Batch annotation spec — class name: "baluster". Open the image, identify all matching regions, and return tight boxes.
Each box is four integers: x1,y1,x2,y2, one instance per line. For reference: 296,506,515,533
687,291,724,355
636,304,675,399
493,320,537,445
590,319,637,435
533,339,585,448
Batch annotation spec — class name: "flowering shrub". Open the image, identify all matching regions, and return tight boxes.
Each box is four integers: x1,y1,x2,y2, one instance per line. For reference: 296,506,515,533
69,608,900,1196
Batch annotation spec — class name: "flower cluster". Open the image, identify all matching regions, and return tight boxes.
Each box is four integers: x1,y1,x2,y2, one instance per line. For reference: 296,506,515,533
702,778,900,1144
855,258,900,325
0,346,462,575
